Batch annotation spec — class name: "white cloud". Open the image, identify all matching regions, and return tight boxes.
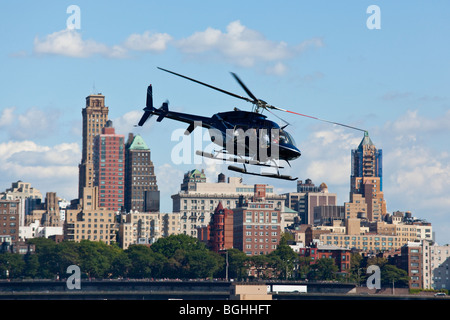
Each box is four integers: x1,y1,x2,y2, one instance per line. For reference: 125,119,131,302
154,163,184,211
30,21,323,71
0,106,61,140
124,31,172,52
293,127,360,186
176,20,324,68
265,62,288,76
383,109,450,137
111,110,148,136
0,107,15,127
33,29,128,59
0,141,80,200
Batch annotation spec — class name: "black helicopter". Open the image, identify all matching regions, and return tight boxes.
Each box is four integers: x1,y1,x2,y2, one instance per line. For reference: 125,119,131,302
137,67,366,181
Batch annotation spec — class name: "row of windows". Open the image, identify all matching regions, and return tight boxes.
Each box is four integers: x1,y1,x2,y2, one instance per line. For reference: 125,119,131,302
1,203,17,207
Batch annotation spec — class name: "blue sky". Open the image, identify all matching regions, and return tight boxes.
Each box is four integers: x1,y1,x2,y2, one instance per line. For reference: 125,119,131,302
1,1,450,243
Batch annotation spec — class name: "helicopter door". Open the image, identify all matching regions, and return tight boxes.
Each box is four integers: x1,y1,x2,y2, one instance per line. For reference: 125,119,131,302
232,125,257,156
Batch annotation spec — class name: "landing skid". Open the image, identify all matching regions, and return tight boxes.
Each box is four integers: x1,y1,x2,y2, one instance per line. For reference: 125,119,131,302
196,150,283,168
196,150,296,181
228,165,297,181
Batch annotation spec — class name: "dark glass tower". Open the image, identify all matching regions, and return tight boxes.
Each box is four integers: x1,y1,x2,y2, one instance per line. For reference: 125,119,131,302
124,133,159,212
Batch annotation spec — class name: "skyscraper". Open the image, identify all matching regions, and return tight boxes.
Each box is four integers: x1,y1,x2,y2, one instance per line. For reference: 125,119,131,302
78,93,109,199
124,133,159,212
93,120,125,211
351,131,383,191
347,132,386,221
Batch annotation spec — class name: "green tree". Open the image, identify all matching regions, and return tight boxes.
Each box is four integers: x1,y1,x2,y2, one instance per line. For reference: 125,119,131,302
297,256,312,280
0,253,25,279
150,234,205,257
78,240,112,278
27,237,60,278
55,241,80,278
151,234,220,279
248,254,271,279
226,248,248,280
23,253,40,278
268,243,298,279
185,250,220,279
349,252,364,284
126,244,165,278
381,264,409,287
109,247,132,278
309,258,338,281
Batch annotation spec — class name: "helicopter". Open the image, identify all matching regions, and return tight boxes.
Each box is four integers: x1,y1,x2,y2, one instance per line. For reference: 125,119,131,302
137,67,366,181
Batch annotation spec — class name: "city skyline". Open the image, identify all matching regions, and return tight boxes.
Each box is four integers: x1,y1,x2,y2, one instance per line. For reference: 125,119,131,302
0,1,449,243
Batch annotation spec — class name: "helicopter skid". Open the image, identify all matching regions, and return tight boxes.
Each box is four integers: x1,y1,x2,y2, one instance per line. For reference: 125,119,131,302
196,150,284,168
228,165,297,181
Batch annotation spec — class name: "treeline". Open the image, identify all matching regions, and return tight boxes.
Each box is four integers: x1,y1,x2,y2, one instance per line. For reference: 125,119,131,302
0,234,409,286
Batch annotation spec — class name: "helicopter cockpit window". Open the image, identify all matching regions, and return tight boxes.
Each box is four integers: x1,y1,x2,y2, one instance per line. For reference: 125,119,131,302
280,130,296,146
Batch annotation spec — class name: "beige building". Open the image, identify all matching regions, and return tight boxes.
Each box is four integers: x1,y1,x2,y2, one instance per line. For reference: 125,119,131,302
118,211,181,249
25,192,63,227
64,187,118,245
318,217,432,252
0,181,42,227
171,171,286,238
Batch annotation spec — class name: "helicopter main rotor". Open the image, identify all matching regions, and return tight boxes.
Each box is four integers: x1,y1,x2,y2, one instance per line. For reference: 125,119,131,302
157,67,367,134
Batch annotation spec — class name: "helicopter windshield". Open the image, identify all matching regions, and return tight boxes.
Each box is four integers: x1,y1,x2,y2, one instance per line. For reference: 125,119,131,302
280,130,296,146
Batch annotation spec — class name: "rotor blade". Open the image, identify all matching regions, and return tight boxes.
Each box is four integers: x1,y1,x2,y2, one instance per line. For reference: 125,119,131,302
158,67,253,103
230,72,258,102
274,106,367,133
265,107,291,127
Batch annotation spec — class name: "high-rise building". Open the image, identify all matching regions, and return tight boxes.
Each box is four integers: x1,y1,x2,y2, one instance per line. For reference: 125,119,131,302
93,120,125,212
78,93,109,199
124,133,159,212
284,180,337,225
348,132,386,221
351,131,383,190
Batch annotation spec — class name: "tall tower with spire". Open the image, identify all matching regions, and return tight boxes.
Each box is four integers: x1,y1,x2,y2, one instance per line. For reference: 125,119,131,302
347,132,386,221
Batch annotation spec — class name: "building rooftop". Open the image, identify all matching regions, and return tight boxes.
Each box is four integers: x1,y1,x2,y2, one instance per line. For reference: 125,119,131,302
128,134,149,150
358,131,374,149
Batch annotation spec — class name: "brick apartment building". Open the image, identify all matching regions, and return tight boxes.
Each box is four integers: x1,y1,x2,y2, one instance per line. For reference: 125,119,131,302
0,200,20,243
93,120,125,212
297,244,352,274
233,185,282,256
198,202,234,253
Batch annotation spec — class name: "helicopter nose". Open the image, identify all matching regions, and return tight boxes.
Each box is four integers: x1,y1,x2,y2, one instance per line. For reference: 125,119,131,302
283,146,301,161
